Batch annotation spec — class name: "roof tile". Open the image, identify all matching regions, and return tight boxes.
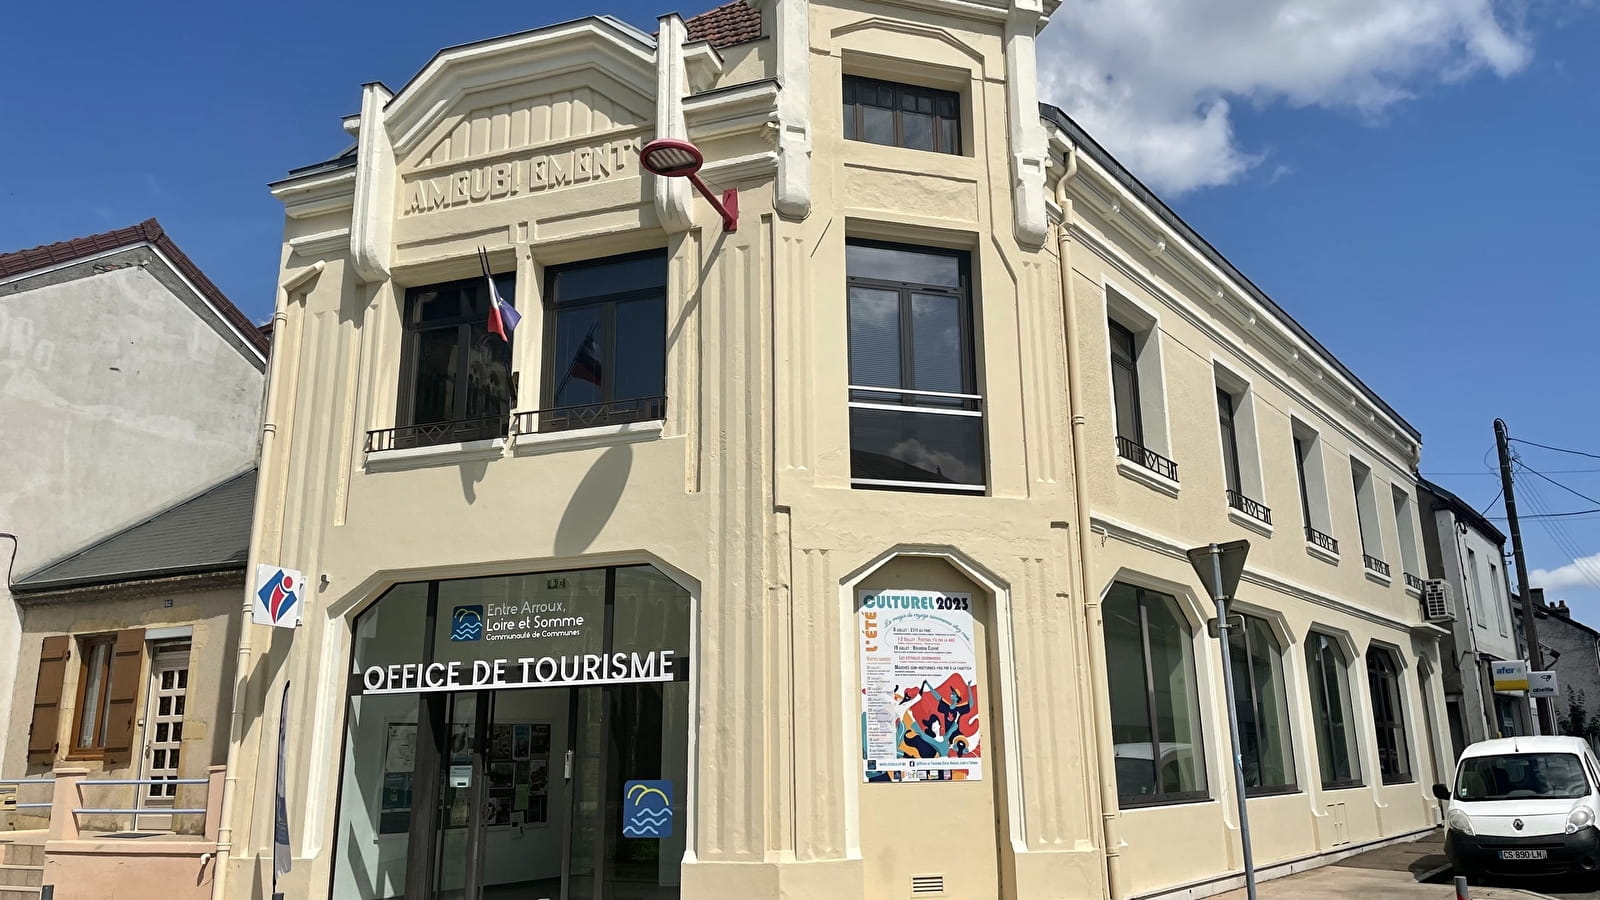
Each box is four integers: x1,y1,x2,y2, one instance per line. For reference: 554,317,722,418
0,218,268,357
684,0,763,49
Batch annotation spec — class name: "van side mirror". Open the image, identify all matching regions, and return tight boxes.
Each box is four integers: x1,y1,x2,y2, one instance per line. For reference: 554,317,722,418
1432,783,1451,801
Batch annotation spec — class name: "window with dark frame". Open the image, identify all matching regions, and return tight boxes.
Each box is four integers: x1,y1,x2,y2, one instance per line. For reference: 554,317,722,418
1228,614,1298,795
1367,649,1413,784
1294,436,1314,529
1307,633,1363,789
842,75,961,155
74,635,115,752
846,240,984,493
1109,320,1143,446
1102,582,1208,806
393,275,515,449
1217,387,1243,495
540,250,668,433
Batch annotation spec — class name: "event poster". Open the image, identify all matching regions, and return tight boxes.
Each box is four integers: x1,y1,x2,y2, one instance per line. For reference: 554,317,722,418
859,590,982,783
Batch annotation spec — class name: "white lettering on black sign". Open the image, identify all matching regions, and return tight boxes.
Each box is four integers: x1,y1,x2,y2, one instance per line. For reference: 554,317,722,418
361,650,676,694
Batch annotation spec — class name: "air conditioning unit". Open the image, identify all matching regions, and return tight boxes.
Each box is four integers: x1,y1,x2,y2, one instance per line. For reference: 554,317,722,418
1423,579,1456,623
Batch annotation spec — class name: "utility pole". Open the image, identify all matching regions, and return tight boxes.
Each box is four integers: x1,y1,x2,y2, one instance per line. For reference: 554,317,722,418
1495,418,1555,735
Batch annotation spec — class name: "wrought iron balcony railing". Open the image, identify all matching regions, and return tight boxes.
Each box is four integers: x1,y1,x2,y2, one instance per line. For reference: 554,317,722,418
513,396,667,435
365,415,508,453
1305,526,1339,554
1404,572,1424,591
1115,436,1179,482
1363,555,1392,578
1226,490,1272,525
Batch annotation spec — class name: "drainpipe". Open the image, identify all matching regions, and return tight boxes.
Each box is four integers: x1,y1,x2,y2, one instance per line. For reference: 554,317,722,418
212,261,319,900
1055,144,1124,900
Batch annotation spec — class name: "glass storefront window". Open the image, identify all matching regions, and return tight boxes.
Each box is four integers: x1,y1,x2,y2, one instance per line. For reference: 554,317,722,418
333,565,691,900
1103,582,1208,806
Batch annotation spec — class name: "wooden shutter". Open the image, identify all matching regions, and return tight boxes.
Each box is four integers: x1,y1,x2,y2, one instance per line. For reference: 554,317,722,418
27,636,70,764
101,629,145,764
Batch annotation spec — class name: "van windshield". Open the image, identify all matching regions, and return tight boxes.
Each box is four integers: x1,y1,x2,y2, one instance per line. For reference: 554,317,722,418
1455,752,1591,801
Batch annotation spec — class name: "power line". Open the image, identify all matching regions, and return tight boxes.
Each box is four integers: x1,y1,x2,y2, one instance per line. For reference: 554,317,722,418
1518,481,1600,596
1510,438,1600,461
1516,461,1600,508
1485,508,1600,520
1423,468,1600,476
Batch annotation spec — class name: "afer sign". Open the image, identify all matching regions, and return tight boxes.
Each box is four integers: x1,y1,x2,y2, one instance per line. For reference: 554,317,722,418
360,649,677,695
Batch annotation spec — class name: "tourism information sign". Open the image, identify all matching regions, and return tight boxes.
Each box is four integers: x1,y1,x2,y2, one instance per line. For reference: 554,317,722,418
858,589,982,783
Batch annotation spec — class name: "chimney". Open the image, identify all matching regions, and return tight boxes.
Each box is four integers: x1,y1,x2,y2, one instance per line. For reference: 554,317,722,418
1531,587,1547,608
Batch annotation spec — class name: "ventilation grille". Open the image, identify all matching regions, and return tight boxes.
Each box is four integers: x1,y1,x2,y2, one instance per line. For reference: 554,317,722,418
910,874,945,895
1423,579,1456,622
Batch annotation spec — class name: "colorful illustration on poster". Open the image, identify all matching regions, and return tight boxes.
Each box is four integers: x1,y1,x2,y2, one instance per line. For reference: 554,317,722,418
858,589,981,783
622,780,673,838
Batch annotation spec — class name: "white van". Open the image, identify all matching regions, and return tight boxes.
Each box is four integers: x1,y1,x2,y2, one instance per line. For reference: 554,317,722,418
1437,735,1600,879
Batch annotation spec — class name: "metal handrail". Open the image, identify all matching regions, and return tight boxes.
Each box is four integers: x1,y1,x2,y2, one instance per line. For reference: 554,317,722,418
1226,489,1273,525
1404,572,1425,591
77,778,206,786
513,396,668,435
1305,526,1339,554
73,808,207,815
1115,436,1179,482
1364,554,1392,577
366,415,509,452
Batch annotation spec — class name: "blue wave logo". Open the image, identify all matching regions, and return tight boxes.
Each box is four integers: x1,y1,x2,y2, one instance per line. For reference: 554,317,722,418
450,605,484,642
622,780,672,839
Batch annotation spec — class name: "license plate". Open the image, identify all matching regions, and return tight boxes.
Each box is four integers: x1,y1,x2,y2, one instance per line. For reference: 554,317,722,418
1499,849,1548,860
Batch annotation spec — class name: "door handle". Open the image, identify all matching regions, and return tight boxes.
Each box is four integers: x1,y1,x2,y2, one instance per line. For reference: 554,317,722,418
564,749,574,781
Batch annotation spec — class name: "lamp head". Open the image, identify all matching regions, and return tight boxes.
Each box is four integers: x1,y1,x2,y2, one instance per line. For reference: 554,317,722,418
638,138,704,178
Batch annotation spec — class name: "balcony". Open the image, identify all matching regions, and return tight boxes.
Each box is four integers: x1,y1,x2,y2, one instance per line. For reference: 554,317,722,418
365,415,508,453
1115,436,1179,482
513,396,667,435
1226,489,1272,525
1305,526,1339,555
1363,555,1391,578
1404,572,1424,592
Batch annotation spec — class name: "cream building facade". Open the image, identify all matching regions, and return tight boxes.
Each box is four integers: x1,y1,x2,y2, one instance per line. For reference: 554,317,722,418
230,2,1447,900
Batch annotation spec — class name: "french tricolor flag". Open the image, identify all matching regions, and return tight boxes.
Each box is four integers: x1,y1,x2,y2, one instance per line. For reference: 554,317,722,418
480,246,521,341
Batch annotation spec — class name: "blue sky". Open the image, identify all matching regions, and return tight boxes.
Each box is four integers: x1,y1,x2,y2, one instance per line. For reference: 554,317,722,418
4,1,1598,616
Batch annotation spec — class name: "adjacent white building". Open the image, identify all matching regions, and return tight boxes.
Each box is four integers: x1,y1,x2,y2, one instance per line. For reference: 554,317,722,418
1418,477,1532,752
0,218,266,754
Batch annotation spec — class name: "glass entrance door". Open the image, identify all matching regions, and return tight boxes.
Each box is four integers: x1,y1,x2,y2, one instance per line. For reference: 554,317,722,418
417,684,685,900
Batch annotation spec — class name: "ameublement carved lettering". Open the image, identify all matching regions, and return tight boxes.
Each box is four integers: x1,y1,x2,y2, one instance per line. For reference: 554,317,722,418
404,137,639,215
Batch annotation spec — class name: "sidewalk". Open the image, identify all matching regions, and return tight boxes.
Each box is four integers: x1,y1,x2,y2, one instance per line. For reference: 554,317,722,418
1211,831,1561,900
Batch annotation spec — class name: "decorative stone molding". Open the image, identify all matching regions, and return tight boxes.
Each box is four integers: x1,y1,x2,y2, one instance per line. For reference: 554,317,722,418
1005,0,1048,247
655,14,694,233
351,83,395,282
773,0,812,218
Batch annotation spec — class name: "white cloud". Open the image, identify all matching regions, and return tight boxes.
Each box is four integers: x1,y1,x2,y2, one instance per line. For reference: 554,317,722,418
1037,0,1537,194
1531,551,1600,591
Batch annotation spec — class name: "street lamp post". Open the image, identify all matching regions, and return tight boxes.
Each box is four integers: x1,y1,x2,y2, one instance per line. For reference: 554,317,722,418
1188,540,1256,900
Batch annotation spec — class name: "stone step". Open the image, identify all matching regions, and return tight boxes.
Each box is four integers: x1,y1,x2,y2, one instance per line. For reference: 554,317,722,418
0,886,41,900
0,845,41,868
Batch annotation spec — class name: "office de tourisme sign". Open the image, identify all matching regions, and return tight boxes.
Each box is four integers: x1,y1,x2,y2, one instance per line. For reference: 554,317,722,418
361,650,678,695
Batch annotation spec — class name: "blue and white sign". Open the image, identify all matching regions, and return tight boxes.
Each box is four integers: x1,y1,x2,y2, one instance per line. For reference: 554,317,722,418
622,780,672,838
451,606,485,642
253,564,304,629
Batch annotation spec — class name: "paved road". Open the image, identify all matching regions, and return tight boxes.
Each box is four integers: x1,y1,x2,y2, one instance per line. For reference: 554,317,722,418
1443,871,1600,900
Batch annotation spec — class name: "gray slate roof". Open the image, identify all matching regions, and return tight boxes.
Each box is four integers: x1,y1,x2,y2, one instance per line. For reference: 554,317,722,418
14,469,256,593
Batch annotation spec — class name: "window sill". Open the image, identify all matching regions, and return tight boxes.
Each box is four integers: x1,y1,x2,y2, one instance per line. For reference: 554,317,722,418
1306,541,1341,566
1245,785,1302,798
364,437,506,472
512,419,664,455
1365,568,1394,588
1321,781,1366,792
1116,456,1180,498
1227,506,1274,538
1405,582,1423,599
1117,794,1214,811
